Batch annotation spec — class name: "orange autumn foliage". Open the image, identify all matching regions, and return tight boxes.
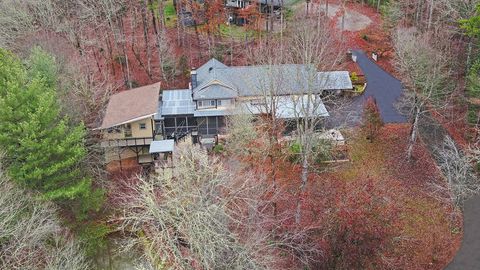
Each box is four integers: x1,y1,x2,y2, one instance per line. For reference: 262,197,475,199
229,123,461,269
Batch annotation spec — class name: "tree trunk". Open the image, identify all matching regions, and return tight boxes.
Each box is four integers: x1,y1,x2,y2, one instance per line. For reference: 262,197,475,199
148,0,159,35
142,0,152,78
118,16,132,89
427,0,434,30
295,152,309,224
407,104,420,160
466,37,473,72
326,0,329,18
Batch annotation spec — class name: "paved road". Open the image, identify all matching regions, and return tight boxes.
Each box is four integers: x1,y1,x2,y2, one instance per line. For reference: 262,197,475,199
416,114,478,270
446,195,480,269
352,50,407,123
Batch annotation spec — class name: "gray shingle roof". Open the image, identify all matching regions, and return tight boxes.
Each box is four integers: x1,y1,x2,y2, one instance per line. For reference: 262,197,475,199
191,59,352,99
193,82,238,100
195,58,228,88
317,71,353,91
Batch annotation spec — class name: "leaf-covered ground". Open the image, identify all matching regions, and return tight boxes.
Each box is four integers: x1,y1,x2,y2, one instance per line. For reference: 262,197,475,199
260,124,461,269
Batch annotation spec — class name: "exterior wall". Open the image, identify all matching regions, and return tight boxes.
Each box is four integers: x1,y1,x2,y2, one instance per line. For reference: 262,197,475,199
216,99,235,109
103,127,125,140
225,0,250,8
131,118,155,138
196,99,235,110
102,117,155,140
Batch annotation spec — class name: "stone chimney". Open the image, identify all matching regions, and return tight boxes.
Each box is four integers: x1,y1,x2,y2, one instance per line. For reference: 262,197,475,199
191,68,197,90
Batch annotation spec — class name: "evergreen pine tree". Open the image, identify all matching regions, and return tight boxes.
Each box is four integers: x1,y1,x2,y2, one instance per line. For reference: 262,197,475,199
0,48,91,201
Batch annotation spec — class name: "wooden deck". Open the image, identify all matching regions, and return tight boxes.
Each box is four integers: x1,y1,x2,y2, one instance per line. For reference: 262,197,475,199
100,137,153,147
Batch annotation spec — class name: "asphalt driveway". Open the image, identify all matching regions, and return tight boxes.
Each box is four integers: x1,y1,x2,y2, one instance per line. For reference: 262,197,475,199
325,50,407,128
446,195,480,269
350,51,480,269
352,50,407,123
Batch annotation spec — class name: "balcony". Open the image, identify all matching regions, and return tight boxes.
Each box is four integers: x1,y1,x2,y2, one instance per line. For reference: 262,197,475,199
100,137,153,148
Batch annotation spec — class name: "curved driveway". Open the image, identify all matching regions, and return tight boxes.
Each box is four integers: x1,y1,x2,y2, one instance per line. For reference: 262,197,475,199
352,50,407,123
446,195,480,269
351,51,480,269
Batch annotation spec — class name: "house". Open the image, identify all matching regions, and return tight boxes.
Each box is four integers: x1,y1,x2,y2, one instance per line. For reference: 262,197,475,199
225,0,281,11
95,83,160,165
96,58,352,166
225,0,283,26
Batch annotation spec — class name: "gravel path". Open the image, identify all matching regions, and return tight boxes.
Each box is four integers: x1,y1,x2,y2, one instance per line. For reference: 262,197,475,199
293,3,372,31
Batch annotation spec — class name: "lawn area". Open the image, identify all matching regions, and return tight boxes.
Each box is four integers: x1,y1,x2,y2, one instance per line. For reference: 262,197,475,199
219,24,256,40
163,0,177,28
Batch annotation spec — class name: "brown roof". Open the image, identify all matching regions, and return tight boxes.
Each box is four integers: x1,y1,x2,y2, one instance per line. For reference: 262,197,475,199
98,82,160,129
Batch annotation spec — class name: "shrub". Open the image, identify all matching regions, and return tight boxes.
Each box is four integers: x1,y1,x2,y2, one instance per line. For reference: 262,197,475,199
288,141,302,163
362,97,383,142
77,222,111,258
213,144,225,154
467,106,479,125
313,139,332,164
350,72,359,82
178,55,189,76
114,54,126,65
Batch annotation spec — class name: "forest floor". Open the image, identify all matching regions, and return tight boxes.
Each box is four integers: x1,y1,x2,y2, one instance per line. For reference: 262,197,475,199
262,124,462,269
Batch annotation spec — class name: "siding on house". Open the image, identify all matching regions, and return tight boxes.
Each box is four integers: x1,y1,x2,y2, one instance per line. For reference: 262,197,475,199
102,117,155,140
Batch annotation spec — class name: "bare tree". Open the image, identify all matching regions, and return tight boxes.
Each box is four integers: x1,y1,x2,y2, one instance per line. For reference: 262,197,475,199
393,27,452,160
286,15,343,224
117,145,320,269
225,111,260,157
431,136,480,208
0,159,90,270
0,1,34,50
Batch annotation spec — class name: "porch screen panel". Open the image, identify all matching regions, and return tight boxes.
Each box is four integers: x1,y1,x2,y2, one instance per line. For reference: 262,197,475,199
198,117,208,135
207,116,217,135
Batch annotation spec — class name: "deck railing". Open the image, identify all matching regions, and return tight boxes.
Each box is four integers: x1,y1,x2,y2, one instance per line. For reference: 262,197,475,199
100,137,153,147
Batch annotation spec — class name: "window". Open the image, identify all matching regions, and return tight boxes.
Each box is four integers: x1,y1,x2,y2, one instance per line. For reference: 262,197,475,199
124,123,132,137
107,127,121,133
250,99,266,106
198,100,216,108
217,100,222,106
139,123,146,130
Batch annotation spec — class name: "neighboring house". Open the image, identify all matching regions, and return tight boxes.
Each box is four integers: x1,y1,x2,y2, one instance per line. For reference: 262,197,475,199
226,0,282,25
225,0,281,10
225,0,251,8
97,58,352,166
